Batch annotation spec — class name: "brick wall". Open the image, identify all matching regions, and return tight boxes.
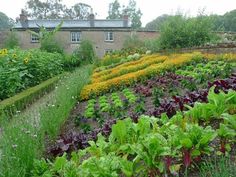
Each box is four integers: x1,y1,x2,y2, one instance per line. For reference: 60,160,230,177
160,43,236,54
0,31,9,48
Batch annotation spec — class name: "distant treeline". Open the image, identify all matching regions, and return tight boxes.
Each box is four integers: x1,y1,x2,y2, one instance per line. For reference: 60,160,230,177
145,9,236,32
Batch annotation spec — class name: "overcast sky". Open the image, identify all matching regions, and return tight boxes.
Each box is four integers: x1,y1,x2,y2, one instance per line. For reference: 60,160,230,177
1,0,236,26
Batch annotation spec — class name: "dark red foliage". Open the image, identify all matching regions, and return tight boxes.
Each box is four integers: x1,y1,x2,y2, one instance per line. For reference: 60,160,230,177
164,156,173,172
134,73,195,97
48,73,236,157
183,149,191,168
148,73,236,118
48,119,116,156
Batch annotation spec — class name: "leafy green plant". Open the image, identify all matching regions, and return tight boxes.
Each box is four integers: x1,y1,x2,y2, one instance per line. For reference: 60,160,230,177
134,97,146,114
77,40,95,64
159,13,215,49
217,123,235,155
0,65,92,177
185,87,236,122
29,21,64,54
122,88,137,104
176,124,216,169
0,48,64,100
99,95,111,113
84,99,96,118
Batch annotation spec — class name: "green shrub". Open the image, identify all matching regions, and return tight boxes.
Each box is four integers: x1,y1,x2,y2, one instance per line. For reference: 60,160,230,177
123,34,145,51
63,54,81,70
0,48,64,100
77,40,95,64
0,74,62,119
159,14,215,49
40,37,64,54
29,21,64,54
144,38,160,52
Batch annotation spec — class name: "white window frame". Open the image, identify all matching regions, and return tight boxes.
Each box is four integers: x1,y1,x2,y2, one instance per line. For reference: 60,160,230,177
71,32,81,43
31,33,39,43
105,31,114,42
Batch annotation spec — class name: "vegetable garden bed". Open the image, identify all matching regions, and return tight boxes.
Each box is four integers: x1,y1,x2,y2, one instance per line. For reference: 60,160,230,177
33,52,236,177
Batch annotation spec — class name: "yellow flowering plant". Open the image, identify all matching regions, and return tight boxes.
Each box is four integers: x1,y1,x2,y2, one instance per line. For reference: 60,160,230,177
80,52,236,100
0,48,64,100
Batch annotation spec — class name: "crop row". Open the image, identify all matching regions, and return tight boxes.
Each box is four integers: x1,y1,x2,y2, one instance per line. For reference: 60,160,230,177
33,87,236,177
92,54,165,82
81,89,137,121
80,53,236,100
47,73,236,157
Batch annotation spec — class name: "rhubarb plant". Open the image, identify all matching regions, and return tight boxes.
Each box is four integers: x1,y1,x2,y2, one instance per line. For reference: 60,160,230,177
176,124,216,168
217,123,236,154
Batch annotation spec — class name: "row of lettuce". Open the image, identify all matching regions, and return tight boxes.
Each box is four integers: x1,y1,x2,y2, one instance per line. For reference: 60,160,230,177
80,52,236,100
0,48,80,101
32,87,236,176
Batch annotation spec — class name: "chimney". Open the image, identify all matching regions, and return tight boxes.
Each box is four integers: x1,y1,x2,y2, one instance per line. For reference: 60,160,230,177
123,11,129,27
19,9,28,22
88,9,95,27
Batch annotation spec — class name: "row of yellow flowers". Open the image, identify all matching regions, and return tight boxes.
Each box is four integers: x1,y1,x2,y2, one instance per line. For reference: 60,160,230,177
92,54,160,79
80,53,201,100
92,55,167,83
0,49,31,65
80,52,236,100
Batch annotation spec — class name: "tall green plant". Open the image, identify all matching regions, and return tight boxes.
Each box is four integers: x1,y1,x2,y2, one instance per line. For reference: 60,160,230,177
159,13,215,49
29,21,64,54
77,40,95,64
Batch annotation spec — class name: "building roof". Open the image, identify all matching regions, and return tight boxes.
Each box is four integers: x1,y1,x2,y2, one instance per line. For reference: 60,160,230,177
14,19,131,29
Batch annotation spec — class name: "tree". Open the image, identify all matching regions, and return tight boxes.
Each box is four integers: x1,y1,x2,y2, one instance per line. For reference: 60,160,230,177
106,0,142,29
158,14,215,49
25,0,91,19
223,9,236,32
123,0,142,29
107,0,122,19
145,14,171,31
0,12,12,30
64,3,92,19
26,0,65,19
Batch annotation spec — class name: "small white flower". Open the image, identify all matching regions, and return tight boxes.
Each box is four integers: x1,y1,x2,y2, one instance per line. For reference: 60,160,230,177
12,144,18,148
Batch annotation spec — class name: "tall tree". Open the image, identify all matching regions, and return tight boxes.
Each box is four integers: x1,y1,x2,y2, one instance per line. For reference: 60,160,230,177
223,9,236,32
26,0,65,19
145,14,171,30
106,0,142,29
107,0,122,19
25,0,91,19
123,0,142,29
0,12,13,30
64,3,92,19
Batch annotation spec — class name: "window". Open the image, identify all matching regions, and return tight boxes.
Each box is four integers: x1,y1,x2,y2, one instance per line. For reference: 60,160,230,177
71,32,81,43
104,49,113,55
31,33,39,43
105,32,114,41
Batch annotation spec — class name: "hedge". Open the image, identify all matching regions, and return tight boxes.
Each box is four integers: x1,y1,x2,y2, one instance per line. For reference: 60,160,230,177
0,73,63,120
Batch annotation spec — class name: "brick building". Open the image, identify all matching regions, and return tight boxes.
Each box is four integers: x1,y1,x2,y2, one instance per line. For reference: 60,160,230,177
13,11,159,58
